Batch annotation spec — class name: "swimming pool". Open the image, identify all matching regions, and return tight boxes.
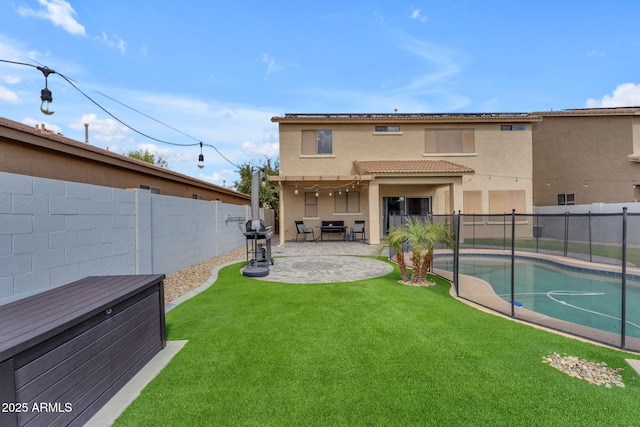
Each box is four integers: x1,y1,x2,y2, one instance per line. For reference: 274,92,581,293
434,254,640,342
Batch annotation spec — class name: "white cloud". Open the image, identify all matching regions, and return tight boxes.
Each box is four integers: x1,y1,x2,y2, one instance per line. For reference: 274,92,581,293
1,74,22,84
136,142,193,165
586,49,605,59
410,8,428,23
241,141,279,157
97,32,126,54
261,53,283,76
397,37,463,90
18,0,86,36
198,169,238,186
0,86,19,103
69,113,131,143
586,83,640,108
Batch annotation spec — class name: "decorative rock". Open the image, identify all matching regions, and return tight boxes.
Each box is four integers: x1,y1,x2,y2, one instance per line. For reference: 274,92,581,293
542,352,625,388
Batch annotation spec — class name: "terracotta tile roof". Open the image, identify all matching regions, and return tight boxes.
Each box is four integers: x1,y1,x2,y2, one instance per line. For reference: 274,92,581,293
353,160,474,175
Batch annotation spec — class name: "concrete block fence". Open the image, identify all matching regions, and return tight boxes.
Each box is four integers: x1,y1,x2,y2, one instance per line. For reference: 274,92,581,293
0,171,248,305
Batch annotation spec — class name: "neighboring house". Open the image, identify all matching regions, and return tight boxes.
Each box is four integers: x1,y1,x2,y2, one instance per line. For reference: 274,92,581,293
270,113,541,245
0,117,250,205
532,107,640,206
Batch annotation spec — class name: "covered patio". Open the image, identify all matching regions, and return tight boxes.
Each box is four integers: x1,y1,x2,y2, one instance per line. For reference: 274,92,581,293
270,159,474,246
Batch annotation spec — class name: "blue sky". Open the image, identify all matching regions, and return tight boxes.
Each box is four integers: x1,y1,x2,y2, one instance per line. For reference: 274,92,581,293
2,1,640,186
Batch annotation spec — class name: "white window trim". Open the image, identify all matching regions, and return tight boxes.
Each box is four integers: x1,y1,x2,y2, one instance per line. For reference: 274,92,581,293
373,131,403,136
299,154,336,159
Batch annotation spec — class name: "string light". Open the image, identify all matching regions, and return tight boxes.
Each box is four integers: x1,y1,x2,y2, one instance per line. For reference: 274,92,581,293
0,58,240,170
197,142,204,169
290,178,361,195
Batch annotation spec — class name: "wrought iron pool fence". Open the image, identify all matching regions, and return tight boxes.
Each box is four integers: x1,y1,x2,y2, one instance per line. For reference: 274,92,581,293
397,209,640,352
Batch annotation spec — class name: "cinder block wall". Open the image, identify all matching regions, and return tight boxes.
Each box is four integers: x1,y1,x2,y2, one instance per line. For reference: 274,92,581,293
0,171,248,305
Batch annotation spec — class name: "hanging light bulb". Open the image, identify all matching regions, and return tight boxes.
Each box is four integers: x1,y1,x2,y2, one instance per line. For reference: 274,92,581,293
197,142,204,169
547,179,550,186
315,187,319,197
38,66,56,115
584,180,588,188
329,188,332,197
294,183,299,195
339,188,342,195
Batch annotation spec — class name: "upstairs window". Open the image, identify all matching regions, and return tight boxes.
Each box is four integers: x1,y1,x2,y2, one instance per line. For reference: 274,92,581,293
302,130,332,155
374,125,401,133
424,129,475,153
500,124,526,131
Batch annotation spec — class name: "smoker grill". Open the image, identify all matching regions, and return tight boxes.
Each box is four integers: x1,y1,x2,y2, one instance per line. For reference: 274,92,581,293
242,220,273,277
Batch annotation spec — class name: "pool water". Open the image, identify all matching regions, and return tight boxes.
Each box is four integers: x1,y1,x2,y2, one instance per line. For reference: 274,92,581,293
434,255,640,339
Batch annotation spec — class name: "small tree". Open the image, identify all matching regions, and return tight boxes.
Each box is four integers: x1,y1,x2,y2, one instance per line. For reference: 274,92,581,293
387,216,453,286
233,157,280,210
127,149,168,168
386,226,410,283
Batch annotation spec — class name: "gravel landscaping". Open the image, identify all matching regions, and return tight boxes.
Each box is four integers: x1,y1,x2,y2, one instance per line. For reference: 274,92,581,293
163,247,245,303
543,352,625,388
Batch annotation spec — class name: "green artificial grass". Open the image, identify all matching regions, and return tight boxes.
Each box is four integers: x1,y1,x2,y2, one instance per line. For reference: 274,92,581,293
115,258,640,426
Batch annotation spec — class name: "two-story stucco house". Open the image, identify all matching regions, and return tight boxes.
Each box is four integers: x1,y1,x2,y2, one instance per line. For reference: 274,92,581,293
532,107,640,206
270,113,542,245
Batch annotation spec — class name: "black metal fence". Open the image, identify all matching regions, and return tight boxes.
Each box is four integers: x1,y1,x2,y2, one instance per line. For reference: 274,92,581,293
426,209,640,352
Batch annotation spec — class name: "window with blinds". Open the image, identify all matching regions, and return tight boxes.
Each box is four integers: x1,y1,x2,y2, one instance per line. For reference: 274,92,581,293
424,129,475,153
302,130,332,155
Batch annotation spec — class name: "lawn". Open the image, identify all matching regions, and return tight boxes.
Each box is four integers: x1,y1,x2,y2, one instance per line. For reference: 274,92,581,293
115,258,640,426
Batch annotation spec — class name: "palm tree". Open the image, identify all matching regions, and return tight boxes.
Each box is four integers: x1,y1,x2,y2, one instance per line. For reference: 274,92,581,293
386,226,410,282
391,216,454,285
416,219,453,284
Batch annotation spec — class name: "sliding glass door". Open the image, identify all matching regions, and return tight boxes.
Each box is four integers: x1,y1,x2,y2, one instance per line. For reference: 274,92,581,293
382,197,431,235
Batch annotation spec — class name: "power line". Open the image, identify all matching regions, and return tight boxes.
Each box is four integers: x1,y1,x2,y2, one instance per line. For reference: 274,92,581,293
94,90,241,169
95,90,201,143
0,58,242,170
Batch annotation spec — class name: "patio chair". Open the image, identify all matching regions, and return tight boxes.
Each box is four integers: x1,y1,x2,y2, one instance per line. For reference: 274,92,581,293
351,220,366,242
295,220,315,242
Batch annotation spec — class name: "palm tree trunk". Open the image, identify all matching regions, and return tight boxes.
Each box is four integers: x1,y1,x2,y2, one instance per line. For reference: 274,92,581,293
410,250,425,284
419,248,434,283
396,250,410,282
